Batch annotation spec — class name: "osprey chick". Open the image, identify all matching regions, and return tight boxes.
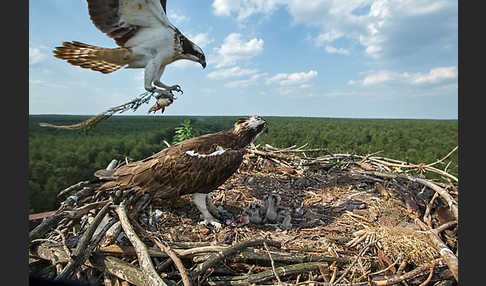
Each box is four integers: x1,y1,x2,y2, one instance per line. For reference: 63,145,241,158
53,0,206,100
95,116,268,228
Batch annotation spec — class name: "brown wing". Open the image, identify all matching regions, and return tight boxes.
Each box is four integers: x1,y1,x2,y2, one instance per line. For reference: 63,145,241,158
86,0,169,47
97,143,245,199
160,0,167,14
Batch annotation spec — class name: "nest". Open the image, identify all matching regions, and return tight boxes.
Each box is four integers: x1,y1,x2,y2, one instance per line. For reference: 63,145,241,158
356,226,440,266
28,144,458,286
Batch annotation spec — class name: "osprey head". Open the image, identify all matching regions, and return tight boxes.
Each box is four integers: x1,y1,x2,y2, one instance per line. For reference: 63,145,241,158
177,31,206,68
233,115,268,144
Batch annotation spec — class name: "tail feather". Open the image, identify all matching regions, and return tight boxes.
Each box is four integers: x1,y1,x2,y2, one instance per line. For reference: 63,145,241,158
53,41,131,74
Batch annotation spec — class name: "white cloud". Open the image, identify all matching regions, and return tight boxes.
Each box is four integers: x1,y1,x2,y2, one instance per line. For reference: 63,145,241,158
349,66,457,86
168,10,189,24
190,33,214,49
325,45,350,55
29,47,47,65
362,70,394,86
225,73,267,88
403,66,457,85
212,0,283,21
207,66,258,79
266,70,318,86
213,33,264,68
212,0,457,59
314,30,344,46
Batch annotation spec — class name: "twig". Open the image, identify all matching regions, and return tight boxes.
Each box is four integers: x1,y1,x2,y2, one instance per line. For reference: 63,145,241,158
207,262,327,285
193,239,281,279
433,220,457,234
333,243,370,285
426,146,458,168
372,258,443,286
115,201,168,286
54,229,71,259
361,171,458,220
39,91,158,131
152,237,192,286
89,254,176,286
63,199,111,219
56,202,113,280
57,180,93,198
29,210,67,243
263,242,283,286
423,192,438,228
414,219,458,282
369,256,401,277
417,264,434,286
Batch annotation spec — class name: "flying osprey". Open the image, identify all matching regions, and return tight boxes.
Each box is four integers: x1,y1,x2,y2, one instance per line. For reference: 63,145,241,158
94,116,268,227
53,0,206,102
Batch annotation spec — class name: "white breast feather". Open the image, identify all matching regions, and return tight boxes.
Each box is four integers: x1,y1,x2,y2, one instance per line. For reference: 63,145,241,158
186,146,226,158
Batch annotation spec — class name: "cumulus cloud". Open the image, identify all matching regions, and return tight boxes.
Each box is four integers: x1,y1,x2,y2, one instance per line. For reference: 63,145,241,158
211,0,457,59
348,66,457,86
29,47,47,65
213,33,264,68
207,66,258,79
225,73,268,88
212,0,283,21
361,70,394,86
168,10,189,24
266,70,318,86
325,45,350,55
402,66,457,85
191,33,215,49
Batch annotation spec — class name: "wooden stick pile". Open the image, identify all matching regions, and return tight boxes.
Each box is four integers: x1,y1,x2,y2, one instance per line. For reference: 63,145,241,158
28,144,458,286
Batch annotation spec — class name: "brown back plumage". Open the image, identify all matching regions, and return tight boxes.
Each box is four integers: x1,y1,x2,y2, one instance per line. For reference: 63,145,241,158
96,116,268,200
97,131,246,199
53,41,132,74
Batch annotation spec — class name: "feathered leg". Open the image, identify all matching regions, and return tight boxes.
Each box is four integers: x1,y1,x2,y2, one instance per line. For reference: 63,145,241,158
144,59,172,98
144,59,182,96
192,193,222,229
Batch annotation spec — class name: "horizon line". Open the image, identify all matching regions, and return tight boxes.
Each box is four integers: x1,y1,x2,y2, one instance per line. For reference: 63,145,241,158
29,113,458,121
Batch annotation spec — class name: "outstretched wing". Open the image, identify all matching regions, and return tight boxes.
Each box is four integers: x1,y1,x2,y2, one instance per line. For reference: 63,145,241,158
86,0,171,47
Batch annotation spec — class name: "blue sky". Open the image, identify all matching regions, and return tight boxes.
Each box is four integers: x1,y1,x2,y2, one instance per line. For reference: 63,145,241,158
29,0,458,119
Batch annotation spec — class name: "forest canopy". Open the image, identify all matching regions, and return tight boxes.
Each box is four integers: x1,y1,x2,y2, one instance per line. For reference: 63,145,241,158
28,115,458,213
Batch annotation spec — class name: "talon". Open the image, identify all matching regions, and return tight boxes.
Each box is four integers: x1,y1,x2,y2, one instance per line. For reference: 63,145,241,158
170,85,183,94
146,87,156,94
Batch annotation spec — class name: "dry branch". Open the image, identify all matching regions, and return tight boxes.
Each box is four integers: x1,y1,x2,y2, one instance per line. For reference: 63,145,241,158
193,239,281,279
89,254,176,286
152,237,192,286
207,262,328,286
56,202,113,280
29,210,66,243
414,219,458,282
115,202,169,286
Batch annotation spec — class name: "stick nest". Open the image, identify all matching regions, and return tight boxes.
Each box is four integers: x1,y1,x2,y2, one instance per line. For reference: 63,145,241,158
28,143,458,286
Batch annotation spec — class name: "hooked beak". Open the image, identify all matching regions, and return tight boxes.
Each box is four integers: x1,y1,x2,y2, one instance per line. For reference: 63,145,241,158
200,59,207,69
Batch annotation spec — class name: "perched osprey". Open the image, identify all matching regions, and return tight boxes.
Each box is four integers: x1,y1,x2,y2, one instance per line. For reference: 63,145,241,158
95,116,268,227
53,0,206,100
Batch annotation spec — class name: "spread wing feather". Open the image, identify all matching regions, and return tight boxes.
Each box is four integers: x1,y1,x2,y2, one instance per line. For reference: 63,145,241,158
86,0,170,47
